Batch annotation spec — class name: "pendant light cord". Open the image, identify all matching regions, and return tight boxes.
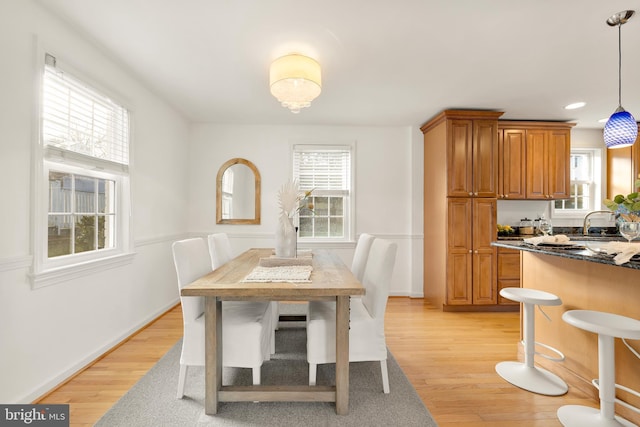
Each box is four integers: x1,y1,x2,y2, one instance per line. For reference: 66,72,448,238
618,23,622,107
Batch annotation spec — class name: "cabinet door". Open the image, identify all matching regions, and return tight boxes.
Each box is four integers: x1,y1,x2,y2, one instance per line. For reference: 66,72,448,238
472,198,497,304
607,146,634,199
473,120,498,197
499,129,526,199
607,136,640,199
447,120,473,197
447,198,472,304
547,129,570,199
526,130,548,199
497,248,520,305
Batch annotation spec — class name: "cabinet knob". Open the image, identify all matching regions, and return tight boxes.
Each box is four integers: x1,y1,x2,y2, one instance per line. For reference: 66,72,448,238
468,192,473,196
468,250,472,253
474,250,478,254
505,195,509,198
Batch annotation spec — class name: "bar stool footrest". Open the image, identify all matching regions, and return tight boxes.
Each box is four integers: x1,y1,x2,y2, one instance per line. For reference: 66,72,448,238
592,379,640,415
557,405,637,427
495,361,568,396
530,340,565,362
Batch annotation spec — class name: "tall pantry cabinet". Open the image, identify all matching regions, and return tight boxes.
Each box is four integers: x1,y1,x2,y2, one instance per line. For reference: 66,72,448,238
421,110,504,310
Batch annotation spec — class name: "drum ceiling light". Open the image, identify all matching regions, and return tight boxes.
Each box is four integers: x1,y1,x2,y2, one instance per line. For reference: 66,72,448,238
269,54,321,114
603,10,638,149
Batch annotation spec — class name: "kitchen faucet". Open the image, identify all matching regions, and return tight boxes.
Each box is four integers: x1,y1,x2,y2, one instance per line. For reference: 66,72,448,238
582,210,614,235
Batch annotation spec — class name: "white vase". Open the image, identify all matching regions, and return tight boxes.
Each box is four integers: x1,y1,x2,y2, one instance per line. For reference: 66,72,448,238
275,214,297,258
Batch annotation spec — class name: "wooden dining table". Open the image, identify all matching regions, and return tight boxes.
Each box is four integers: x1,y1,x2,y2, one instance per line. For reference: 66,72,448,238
180,248,365,415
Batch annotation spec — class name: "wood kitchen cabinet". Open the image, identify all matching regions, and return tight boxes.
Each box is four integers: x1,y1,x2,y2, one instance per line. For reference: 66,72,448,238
422,110,505,311
527,128,571,199
423,113,573,311
497,247,520,305
447,198,497,305
498,128,526,199
607,127,640,199
498,121,575,200
447,119,499,198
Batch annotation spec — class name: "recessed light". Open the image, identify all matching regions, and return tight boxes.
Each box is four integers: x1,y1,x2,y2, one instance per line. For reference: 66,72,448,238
565,102,586,110
598,118,609,123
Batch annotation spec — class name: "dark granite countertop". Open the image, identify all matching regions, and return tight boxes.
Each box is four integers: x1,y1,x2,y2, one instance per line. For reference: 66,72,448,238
497,234,625,242
492,238,640,271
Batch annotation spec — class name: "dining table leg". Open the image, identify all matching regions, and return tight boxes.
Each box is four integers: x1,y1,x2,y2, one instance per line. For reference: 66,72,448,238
204,297,222,415
335,295,350,415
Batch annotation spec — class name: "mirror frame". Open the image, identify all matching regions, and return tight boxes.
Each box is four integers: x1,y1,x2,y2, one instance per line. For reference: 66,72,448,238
216,158,261,225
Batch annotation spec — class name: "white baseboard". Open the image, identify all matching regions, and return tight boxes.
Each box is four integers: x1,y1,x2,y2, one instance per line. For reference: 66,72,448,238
390,291,424,298
18,298,180,404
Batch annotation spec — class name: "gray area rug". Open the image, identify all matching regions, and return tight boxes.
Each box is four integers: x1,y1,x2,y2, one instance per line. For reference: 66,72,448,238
95,326,437,426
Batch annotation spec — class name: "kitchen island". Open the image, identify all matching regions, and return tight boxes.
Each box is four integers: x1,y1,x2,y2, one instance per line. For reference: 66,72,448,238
492,239,640,424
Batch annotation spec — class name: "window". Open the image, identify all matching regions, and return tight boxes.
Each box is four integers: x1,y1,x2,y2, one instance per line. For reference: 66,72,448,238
293,145,353,241
553,148,601,217
32,52,133,287
47,171,116,258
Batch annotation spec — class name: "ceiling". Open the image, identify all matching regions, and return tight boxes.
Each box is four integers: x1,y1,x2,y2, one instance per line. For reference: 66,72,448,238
36,0,640,129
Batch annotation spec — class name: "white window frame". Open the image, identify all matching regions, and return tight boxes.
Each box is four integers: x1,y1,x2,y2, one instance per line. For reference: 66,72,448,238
31,46,134,289
292,143,355,244
551,148,602,219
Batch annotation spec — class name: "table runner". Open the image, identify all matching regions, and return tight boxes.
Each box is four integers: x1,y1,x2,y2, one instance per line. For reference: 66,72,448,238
243,265,313,283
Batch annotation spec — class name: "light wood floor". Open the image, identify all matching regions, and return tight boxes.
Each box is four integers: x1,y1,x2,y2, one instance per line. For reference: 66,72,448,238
37,298,597,426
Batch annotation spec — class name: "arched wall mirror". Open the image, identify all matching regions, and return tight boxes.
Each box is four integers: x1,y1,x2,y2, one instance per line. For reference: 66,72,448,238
216,158,261,224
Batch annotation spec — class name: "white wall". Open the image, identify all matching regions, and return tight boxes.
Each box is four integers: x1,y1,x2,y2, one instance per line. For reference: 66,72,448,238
0,0,190,403
188,124,424,297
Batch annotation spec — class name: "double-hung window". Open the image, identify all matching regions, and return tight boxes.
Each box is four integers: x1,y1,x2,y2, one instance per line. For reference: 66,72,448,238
32,53,133,287
293,144,353,242
553,148,601,217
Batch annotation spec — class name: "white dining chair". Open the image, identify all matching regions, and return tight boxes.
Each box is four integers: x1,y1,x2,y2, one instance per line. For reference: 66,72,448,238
209,232,281,336
306,238,397,393
207,232,234,269
208,232,277,351
172,237,273,398
351,233,376,282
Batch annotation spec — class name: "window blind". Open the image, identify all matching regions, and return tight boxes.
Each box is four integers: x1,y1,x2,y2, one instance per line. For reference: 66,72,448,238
42,54,130,167
293,145,351,194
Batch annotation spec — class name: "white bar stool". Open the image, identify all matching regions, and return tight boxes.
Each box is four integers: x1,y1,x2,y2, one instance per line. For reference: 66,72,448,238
557,310,640,427
495,287,568,396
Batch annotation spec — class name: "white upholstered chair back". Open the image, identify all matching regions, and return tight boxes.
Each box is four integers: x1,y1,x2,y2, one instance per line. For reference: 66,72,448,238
361,238,397,320
207,233,233,269
172,238,210,325
351,233,376,282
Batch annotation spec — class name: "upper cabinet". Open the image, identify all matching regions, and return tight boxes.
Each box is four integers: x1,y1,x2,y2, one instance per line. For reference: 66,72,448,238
607,128,640,199
498,129,526,199
498,121,575,200
437,112,502,197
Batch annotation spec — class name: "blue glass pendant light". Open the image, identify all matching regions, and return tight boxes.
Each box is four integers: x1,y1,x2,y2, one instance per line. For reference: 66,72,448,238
604,10,637,149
